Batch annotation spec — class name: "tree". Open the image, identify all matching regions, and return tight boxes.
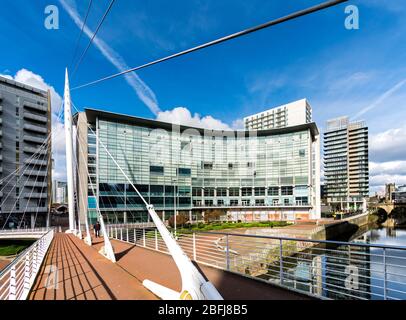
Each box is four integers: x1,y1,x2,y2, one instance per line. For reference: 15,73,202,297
204,209,224,223
168,213,189,228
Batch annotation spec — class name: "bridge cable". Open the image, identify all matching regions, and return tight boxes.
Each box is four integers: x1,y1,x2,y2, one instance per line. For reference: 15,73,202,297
71,0,116,79
72,0,347,90
70,0,94,69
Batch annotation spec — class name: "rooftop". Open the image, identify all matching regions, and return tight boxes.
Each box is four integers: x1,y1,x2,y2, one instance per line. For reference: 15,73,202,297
0,75,48,97
76,107,319,139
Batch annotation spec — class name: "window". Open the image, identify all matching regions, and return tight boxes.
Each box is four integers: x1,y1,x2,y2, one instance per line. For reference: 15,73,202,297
217,188,227,197
268,187,279,196
281,186,293,196
192,188,202,197
150,185,164,195
228,163,234,169
284,199,290,205
217,199,224,206
299,149,306,157
165,185,174,195
205,200,214,207
242,199,250,206
202,162,213,170
230,200,239,206
229,188,240,197
255,199,265,206
178,168,191,176
193,200,202,207
204,188,215,197
242,187,252,197
178,186,191,196
296,197,309,205
150,165,164,175
254,187,265,196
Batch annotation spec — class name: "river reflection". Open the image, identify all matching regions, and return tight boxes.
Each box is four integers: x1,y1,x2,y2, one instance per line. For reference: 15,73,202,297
266,226,406,300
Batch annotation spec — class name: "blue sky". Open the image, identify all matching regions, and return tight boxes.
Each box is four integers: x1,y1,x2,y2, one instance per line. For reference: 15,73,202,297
1,0,406,193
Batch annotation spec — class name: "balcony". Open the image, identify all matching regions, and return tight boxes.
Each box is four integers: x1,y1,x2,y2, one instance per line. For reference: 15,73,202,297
23,193,47,199
24,123,47,134
24,181,47,188
23,170,47,177
25,158,48,166
23,101,47,112
23,111,48,123
23,146,47,155
23,134,47,144
23,207,48,213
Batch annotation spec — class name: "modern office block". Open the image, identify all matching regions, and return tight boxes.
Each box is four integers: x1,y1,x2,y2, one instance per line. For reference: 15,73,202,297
244,99,312,130
0,76,52,228
324,116,369,211
52,180,68,204
75,108,321,224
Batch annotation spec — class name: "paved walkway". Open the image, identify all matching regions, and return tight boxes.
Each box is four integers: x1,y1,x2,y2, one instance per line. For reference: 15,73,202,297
29,233,311,300
29,234,156,300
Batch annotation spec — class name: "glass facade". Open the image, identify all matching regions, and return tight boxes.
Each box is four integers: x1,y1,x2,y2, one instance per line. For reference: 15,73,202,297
77,109,320,223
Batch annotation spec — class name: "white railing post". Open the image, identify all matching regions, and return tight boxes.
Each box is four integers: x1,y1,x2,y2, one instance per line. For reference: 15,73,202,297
120,228,123,241
23,253,30,298
155,229,158,251
9,265,17,300
143,228,146,247
126,228,129,242
33,243,38,274
279,239,284,285
193,233,197,261
134,229,136,244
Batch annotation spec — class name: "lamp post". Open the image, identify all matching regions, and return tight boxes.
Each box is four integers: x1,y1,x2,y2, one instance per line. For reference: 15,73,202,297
172,177,178,239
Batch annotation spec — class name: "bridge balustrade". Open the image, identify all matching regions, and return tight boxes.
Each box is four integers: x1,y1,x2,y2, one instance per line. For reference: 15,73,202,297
107,225,406,300
0,229,54,300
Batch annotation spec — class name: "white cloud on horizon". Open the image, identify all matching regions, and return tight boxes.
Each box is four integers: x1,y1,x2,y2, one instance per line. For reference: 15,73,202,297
59,0,160,115
156,107,243,130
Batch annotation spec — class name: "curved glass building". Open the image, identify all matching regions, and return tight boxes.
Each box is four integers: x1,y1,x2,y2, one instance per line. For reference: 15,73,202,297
75,108,321,224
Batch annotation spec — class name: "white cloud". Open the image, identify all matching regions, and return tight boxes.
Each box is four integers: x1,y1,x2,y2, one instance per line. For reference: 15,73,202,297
370,126,406,162
59,0,160,115
156,107,242,131
1,69,67,181
370,161,406,176
370,174,406,187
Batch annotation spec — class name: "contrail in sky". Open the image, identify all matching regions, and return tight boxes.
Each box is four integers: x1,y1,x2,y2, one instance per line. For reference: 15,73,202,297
59,0,160,115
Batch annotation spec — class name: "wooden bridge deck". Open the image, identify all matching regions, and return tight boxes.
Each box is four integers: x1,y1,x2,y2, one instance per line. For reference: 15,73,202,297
29,233,312,300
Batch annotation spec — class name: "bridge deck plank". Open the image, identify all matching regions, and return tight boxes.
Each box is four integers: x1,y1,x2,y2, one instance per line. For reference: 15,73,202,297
29,233,156,300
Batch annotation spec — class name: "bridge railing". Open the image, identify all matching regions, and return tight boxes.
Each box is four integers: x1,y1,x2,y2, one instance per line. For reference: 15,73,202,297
0,227,53,234
0,229,54,300
108,225,406,300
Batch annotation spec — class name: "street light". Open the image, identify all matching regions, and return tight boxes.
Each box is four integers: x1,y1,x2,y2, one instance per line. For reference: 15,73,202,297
172,176,178,239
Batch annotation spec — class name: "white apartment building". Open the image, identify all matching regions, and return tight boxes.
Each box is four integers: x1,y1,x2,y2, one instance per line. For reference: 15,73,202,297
244,99,312,130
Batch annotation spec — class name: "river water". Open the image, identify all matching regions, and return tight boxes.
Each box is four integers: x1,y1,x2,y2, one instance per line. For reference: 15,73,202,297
270,225,406,300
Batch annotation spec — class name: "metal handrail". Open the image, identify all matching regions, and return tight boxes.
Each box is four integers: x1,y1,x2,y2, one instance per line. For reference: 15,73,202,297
109,225,406,300
0,228,54,300
193,230,406,251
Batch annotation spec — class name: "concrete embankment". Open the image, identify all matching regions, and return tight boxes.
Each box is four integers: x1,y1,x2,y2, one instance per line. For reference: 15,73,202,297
244,213,370,241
